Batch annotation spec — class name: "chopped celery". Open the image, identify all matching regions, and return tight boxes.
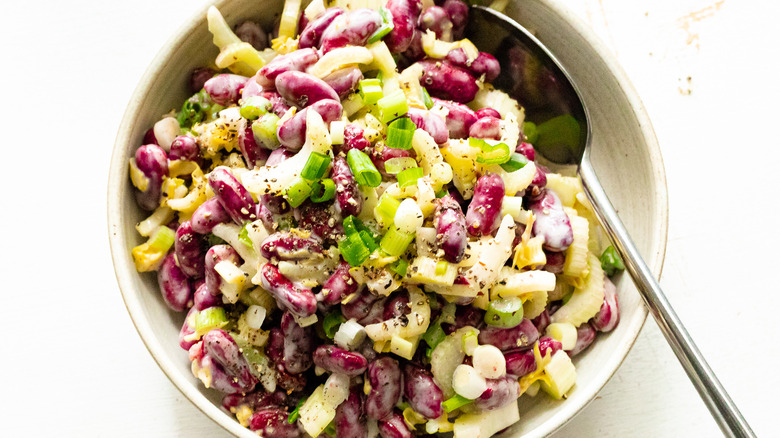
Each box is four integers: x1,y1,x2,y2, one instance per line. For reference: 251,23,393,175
377,90,409,123
131,226,176,272
239,96,271,120
359,78,383,105
251,113,281,149
190,307,229,337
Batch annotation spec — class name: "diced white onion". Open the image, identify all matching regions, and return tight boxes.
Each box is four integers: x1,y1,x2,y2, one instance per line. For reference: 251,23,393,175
323,373,350,407
334,318,366,350
245,305,266,329
501,196,530,224
153,117,180,151
394,198,424,234
452,364,487,399
472,345,506,379
330,120,346,145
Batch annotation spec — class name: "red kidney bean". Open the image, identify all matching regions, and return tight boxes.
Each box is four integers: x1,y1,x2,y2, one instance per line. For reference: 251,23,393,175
446,49,500,83
342,288,382,322
281,311,314,374
383,290,410,320
320,8,383,53
322,67,363,99
180,307,198,350
338,123,371,153
261,90,292,117
504,336,562,376
242,75,264,99
203,329,258,392
531,164,547,189
402,29,425,63
419,6,453,40
260,263,318,318
366,357,403,421
158,253,193,312
335,389,367,438
465,173,505,237
190,197,231,234
209,167,257,224
134,144,168,211
238,119,269,168
385,0,422,53
222,390,288,412
475,108,501,119
403,365,444,419
432,97,477,139
267,328,285,364
408,108,448,144
169,135,201,163
204,74,249,107
200,354,245,394
418,59,478,103
143,128,158,145
249,408,301,437
372,144,414,178
434,194,468,263
260,231,324,261
473,376,520,411
359,297,388,325
478,318,540,352
569,323,597,356
531,309,551,334
190,67,216,92
321,261,359,305
204,245,242,296
261,149,293,214
378,409,412,438
234,20,268,50
268,330,308,392
277,99,343,151
468,116,502,140
299,7,345,49
529,189,573,252
516,142,536,161
193,281,221,310
543,250,566,274
175,221,206,279
442,305,484,335
297,203,342,242
276,71,340,108
332,156,363,216
442,0,468,39
357,338,379,363
591,276,620,332
313,345,368,376
257,48,320,88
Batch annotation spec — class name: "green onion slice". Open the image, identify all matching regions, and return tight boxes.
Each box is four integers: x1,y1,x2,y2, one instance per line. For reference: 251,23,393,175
238,222,253,248
367,8,395,44
301,151,332,180
239,96,271,120
600,245,625,276
397,167,423,188
322,311,346,339
379,226,415,257
386,117,416,150
470,137,511,165
359,78,383,105
421,87,434,109
148,226,176,252
484,297,525,328
284,177,313,208
377,90,409,123
309,178,336,203
338,235,371,267
384,157,418,174
191,307,229,334
442,394,473,413
346,149,382,187
388,259,409,277
499,152,529,173
288,397,307,424
376,192,401,224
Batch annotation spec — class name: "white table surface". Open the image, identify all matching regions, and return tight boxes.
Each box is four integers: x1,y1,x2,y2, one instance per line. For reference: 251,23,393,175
2,0,776,436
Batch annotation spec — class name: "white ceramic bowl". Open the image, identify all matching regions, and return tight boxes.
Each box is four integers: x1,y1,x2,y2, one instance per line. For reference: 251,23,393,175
107,0,668,436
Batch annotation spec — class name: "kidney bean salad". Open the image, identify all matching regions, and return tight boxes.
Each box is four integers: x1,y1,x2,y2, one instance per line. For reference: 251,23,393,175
128,0,626,436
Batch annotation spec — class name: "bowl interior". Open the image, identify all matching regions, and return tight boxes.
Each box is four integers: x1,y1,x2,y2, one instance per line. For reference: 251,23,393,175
107,1,667,437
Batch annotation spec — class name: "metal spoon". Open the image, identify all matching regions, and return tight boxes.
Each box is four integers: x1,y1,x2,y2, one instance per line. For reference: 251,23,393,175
466,6,754,437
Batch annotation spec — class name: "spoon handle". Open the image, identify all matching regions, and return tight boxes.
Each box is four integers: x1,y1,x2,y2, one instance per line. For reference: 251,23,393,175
578,158,755,438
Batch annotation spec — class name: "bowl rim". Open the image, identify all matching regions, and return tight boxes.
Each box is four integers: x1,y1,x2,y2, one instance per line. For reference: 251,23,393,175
106,0,669,436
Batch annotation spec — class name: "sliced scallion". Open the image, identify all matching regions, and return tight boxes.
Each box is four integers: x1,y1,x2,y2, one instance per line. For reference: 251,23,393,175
239,96,271,120
359,78,383,105
379,225,415,256
377,90,409,123
384,157,418,174
238,222,253,248
309,178,335,203
148,226,176,252
600,245,625,276
470,137,511,165
367,7,395,44
375,193,401,224
397,167,423,188
421,87,434,109
346,149,382,187
338,234,371,267
322,311,346,339
499,152,529,173
284,177,313,208
388,259,409,277
442,394,473,413
484,297,524,328
386,117,416,150
301,151,332,180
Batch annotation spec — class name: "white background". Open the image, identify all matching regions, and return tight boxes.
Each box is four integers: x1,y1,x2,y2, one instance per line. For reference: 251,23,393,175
1,0,776,436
